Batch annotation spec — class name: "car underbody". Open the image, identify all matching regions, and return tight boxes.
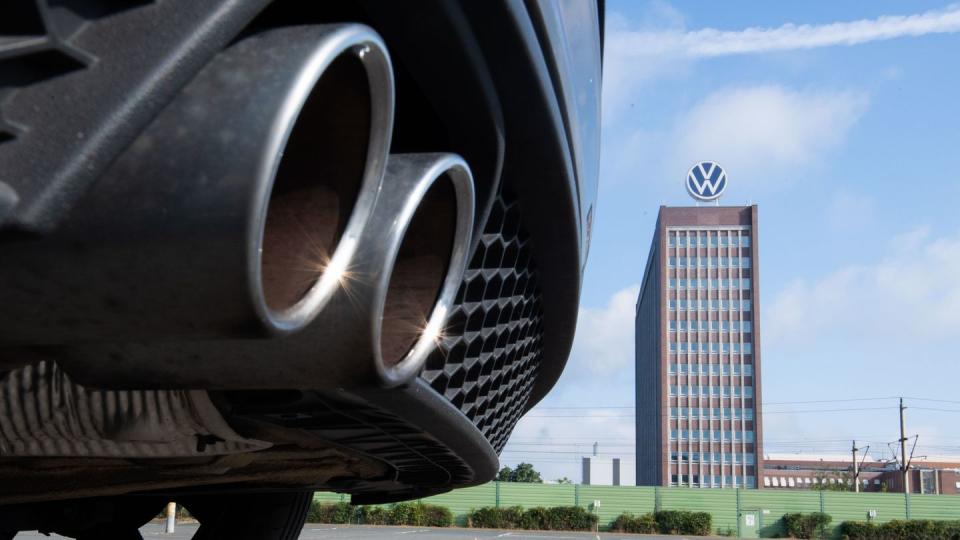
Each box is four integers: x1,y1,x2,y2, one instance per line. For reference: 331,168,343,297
0,0,601,536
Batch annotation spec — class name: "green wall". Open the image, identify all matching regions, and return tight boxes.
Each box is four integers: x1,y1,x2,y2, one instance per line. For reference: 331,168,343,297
315,483,960,538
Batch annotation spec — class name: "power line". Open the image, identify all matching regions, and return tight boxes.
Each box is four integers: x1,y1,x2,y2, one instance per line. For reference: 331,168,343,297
522,406,897,418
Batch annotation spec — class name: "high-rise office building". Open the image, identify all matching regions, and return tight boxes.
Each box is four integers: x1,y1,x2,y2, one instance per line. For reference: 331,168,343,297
635,206,763,488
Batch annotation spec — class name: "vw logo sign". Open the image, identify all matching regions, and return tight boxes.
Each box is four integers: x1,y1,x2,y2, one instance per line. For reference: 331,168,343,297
686,161,727,202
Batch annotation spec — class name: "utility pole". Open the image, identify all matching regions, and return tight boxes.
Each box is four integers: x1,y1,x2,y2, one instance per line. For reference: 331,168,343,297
852,441,860,493
899,398,909,494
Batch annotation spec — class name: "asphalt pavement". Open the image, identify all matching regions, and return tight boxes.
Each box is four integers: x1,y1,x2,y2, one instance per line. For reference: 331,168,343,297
15,523,710,539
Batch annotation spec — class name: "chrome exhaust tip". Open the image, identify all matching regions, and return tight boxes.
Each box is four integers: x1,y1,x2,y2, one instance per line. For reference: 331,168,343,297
256,25,394,333
369,154,475,386
0,24,394,343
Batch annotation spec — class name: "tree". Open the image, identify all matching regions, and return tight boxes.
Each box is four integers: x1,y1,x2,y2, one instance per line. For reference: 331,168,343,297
555,477,573,484
496,462,543,483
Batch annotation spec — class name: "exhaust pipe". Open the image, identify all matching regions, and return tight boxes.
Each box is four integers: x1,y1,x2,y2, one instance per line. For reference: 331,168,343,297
0,24,393,343
57,154,475,389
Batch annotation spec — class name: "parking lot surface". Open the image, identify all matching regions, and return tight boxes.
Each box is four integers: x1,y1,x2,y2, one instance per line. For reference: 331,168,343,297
15,523,706,539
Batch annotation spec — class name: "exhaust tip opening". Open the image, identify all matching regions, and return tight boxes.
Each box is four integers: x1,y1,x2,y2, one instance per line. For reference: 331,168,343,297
379,174,459,371
260,51,373,319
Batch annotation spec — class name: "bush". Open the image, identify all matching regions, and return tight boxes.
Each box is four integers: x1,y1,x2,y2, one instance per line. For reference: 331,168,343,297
783,512,833,538
839,519,960,540
610,512,658,534
469,506,524,529
422,504,454,527
654,510,712,535
361,506,388,525
469,506,596,531
307,501,354,524
543,506,597,531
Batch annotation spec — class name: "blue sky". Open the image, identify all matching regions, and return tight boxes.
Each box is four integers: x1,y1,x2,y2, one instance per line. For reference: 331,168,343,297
502,1,960,482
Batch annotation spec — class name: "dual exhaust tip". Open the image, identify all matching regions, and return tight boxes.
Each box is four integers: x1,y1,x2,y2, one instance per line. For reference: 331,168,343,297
0,25,473,389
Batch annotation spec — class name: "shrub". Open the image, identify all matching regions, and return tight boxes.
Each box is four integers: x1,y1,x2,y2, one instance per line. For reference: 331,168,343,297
421,504,453,527
361,506,388,525
542,506,597,531
783,512,833,538
469,506,524,529
388,502,419,526
306,501,354,524
469,506,596,531
610,512,658,534
838,519,960,540
519,507,551,530
654,510,712,535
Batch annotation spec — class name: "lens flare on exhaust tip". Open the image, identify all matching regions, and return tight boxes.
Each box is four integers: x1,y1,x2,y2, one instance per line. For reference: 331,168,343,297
371,154,474,387
257,24,394,335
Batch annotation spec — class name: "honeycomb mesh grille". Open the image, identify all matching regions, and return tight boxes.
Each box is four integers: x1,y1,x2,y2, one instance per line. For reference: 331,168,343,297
420,191,543,453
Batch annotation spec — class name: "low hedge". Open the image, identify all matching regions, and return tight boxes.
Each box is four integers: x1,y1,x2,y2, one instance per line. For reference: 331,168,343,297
783,512,832,538
609,510,711,536
308,501,452,527
610,512,658,534
839,519,960,540
468,505,597,531
307,502,354,524
654,510,713,535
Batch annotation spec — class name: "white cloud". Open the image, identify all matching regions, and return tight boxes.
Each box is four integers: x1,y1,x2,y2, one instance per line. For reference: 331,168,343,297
611,4,960,60
603,4,960,121
670,85,868,185
567,284,640,375
766,227,960,346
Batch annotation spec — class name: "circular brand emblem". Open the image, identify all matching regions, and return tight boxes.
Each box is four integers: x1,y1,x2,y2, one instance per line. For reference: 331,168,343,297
686,161,727,202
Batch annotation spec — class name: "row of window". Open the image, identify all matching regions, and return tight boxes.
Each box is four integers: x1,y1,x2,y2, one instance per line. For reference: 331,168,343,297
669,299,752,312
668,235,751,248
671,452,756,465
669,364,755,378
669,278,751,290
669,407,755,420
765,476,876,488
669,341,753,354
669,363,754,377
668,257,751,268
670,475,757,488
667,381,755,398
670,429,755,442
669,320,753,332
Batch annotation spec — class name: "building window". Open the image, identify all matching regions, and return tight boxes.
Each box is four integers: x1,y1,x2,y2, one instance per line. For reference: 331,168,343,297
669,320,677,331
745,387,754,398
743,257,751,268
744,409,754,421
670,407,677,417
746,431,755,443
669,300,676,311
670,430,678,440
678,300,687,310
742,300,752,311
669,343,677,352
669,278,676,289
742,278,751,289
742,237,751,248
669,364,676,373
669,385,677,395
669,257,676,267
746,454,755,465
743,343,753,354
720,236,728,247
719,257,727,267
743,321,753,332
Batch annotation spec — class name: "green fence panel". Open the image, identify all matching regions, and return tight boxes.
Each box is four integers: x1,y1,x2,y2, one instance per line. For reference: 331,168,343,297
906,494,960,521
576,485,657,528
740,489,821,537
313,491,347,503
822,491,908,538
498,482,576,509
421,483,497,526
659,487,739,534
